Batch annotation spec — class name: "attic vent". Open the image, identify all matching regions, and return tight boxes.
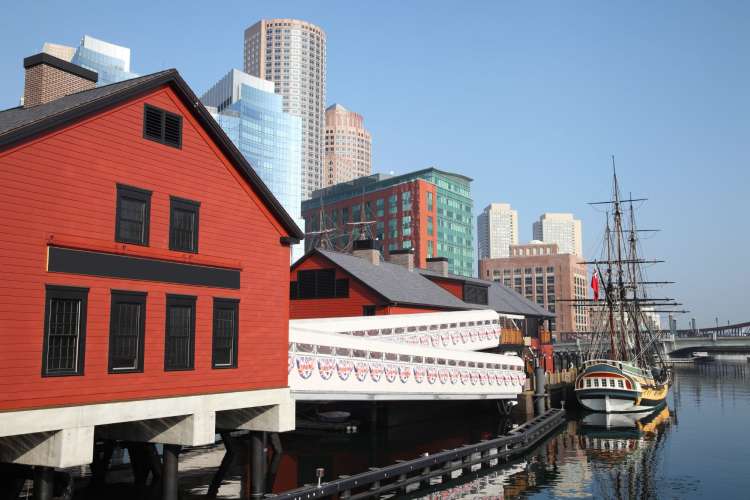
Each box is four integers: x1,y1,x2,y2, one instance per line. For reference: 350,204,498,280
143,104,182,148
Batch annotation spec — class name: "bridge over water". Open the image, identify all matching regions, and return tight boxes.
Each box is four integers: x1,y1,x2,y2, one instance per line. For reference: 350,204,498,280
554,321,750,356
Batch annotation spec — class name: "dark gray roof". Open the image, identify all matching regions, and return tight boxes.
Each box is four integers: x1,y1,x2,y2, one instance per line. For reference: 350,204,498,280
417,268,554,318
0,70,174,138
417,268,490,286
487,281,556,318
0,69,303,239
314,250,484,311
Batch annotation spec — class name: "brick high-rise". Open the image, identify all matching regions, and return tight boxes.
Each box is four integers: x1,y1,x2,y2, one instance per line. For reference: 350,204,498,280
323,104,372,187
479,241,589,333
244,19,326,200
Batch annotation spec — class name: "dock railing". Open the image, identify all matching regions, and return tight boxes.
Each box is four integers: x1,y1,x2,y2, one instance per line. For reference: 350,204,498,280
267,408,566,500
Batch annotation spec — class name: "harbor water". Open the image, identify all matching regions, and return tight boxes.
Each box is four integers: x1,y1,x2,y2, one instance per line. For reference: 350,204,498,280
59,357,749,499
263,357,750,499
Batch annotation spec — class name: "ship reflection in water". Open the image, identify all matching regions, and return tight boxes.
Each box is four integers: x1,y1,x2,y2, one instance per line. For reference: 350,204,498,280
178,360,747,499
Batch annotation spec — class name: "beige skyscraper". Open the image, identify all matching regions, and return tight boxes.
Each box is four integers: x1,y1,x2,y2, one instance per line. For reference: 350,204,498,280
244,19,326,199
532,213,583,256
323,104,372,186
477,203,518,259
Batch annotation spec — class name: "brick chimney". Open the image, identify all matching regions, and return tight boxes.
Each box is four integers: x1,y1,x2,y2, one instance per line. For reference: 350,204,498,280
426,256,449,276
352,239,380,266
388,248,414,272
23,53,97,107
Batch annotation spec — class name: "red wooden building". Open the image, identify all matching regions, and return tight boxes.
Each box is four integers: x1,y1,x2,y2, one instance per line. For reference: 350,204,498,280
290,243,478,319
0,53,302,486
289,242,556,369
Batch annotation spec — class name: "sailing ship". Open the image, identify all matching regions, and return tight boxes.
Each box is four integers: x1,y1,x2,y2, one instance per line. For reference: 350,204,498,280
573,160,682,413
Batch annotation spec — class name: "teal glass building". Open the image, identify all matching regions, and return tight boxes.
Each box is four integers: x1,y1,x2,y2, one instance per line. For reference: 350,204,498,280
201,70,303,261
302,168,475,277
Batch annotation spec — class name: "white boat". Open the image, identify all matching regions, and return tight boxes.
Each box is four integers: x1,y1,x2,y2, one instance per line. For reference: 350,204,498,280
575,359,669,413
573,163,675,413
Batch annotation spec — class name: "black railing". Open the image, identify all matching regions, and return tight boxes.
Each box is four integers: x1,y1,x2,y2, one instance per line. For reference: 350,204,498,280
267,408,566,500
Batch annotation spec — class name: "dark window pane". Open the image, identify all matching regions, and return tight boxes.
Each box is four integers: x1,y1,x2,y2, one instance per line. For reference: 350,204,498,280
296,269,339,299
109,292,146,372
298,270,316,299
172,209,195,249
169,198,199,252
212,300,238,368
43,286,87,376
118,197,145,242
46,298,81,373
316,270,335,298
116,185,151,245
165,296,195,370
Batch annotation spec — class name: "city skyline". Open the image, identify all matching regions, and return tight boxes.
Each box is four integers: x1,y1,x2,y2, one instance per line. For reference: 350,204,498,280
532,212,583,257
0,1,746,326
477,202,518,259
244,18,326,200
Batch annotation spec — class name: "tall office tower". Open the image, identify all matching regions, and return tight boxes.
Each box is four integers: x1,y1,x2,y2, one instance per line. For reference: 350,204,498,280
323,104,372,187
201,69,304,262
532,213,583,256
477,203,518,259
42,35,138,85
244,19,326,200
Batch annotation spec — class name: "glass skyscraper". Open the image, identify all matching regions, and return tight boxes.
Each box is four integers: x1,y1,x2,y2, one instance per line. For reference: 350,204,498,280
201,70,304,261
43,35,138,86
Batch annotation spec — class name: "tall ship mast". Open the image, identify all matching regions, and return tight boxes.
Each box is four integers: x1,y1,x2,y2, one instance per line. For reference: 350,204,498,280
574,159,679,413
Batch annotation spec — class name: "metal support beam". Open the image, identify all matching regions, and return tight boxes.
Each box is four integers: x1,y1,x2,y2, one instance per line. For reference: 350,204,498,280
250,432,265,499
162,444,181,500
32,466,54,500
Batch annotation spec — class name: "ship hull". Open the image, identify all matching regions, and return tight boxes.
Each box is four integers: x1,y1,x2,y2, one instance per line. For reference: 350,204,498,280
575,360,669,413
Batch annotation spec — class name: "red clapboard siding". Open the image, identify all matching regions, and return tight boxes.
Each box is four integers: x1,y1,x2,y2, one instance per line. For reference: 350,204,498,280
384,305,445,315
289,253,451,319
425,277,465,301
289,253,386,319
0,85,292,411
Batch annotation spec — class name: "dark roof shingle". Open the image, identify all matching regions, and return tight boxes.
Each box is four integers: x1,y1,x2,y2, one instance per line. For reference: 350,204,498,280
0,69,303,240
487,281,555,318
315,250,484,311
0,70,174,138
416,268,555,318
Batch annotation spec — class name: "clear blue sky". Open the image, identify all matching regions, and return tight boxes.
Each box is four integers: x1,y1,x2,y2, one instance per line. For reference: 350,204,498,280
1,1,747,327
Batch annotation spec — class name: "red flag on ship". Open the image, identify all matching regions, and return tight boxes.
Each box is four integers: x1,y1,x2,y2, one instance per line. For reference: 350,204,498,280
591,270,600,300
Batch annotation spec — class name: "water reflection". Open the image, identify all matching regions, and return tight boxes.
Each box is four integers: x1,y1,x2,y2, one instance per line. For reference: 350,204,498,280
177,359,749,499
413,357,749,499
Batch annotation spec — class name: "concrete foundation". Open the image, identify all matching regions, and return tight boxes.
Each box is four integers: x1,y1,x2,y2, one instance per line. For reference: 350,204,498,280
0,388,294,468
